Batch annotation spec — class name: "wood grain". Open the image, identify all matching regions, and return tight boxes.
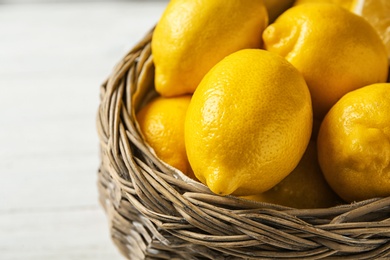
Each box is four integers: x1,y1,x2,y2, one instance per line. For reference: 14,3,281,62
0,2,167,259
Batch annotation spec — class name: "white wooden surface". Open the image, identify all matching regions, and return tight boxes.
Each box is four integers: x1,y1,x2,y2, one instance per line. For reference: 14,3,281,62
0,1,168,259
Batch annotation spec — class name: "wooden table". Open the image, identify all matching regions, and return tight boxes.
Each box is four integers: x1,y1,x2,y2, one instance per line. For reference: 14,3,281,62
0,1,167,259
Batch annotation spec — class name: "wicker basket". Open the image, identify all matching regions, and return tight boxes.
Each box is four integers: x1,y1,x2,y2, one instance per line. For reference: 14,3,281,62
96,29,390,259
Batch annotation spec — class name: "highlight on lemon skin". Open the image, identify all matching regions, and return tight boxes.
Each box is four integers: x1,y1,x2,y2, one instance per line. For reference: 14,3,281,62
263,3,389,119
317,83,390,203
185,49,312,196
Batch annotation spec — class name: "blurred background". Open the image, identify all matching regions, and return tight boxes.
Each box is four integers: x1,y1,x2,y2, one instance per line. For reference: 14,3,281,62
0,0,167,259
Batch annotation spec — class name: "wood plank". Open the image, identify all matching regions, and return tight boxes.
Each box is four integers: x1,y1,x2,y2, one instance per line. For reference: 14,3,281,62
0,1,167,210
0,2,168,259
0,208,124,260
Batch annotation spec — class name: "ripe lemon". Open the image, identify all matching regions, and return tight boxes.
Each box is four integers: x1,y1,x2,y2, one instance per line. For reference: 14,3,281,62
136,95,195,179
244,141,342,209
151,0,268,97
351,0,390,62
317,83,390,202
185,49,312,196
293,0,354,10
294,0,390,61
263,3,389,119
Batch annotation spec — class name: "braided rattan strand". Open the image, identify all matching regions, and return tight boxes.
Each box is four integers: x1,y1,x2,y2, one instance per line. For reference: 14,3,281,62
97,29,390,259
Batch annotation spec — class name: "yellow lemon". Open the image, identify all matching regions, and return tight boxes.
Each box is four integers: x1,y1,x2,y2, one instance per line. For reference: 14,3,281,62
245,141,342,209
151,0,268,97
351,0,390,62
294,0,354,10
295,0,390,61
317,83,390,202
263,3,389,119
185,49,312,196
136,95,195,180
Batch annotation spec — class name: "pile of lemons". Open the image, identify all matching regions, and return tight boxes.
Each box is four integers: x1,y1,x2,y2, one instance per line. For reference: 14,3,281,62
136,0,390,209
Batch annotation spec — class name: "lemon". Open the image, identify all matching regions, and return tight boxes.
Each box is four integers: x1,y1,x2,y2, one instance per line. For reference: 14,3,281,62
245,141,342,209
293,0,354,10
263,3,389,119
151,0,268,97
295,0,390,61
185,49,312,196
351,0,390,62
136,95,195,179
317,83,390,202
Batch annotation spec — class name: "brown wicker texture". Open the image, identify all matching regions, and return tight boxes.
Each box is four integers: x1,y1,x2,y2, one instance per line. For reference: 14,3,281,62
96,29,390,260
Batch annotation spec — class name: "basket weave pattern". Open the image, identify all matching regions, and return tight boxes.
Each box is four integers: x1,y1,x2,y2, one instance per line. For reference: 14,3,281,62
97,30,390,259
